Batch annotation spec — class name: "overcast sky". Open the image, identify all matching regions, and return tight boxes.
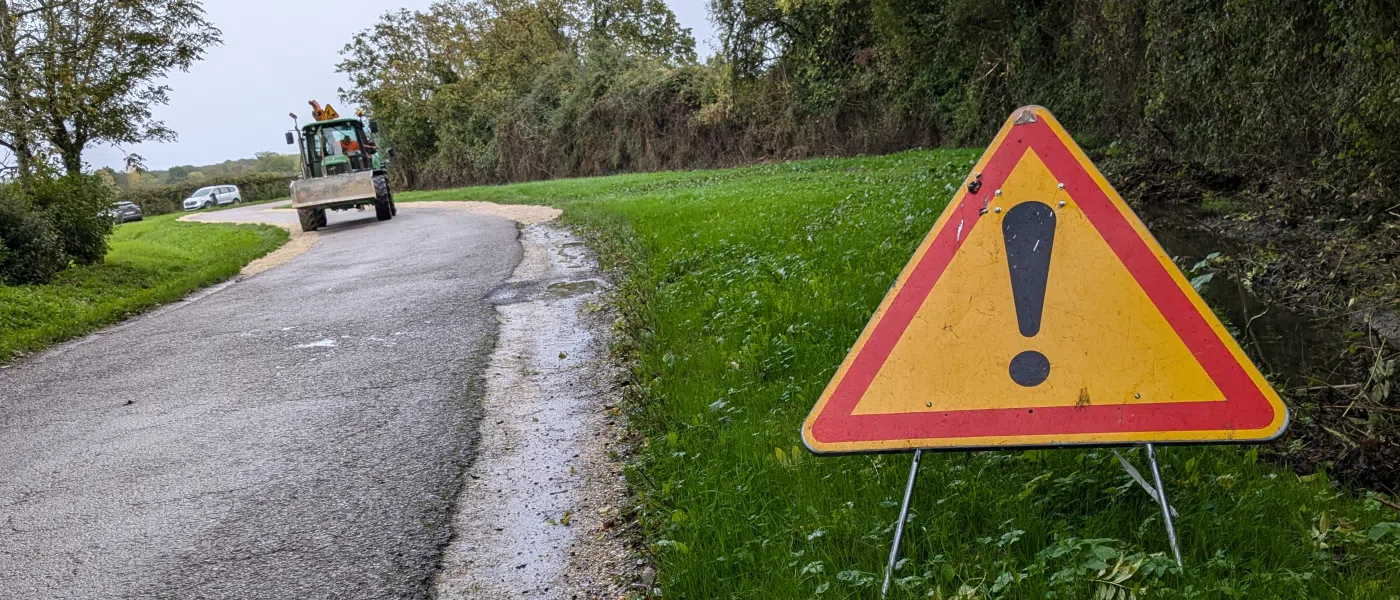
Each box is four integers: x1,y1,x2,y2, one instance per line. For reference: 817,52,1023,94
89,0,715,172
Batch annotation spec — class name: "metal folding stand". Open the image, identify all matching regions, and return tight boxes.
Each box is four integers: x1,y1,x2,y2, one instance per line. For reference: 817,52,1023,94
1144,443,1183,566
880,445,1182,599
881,449,923,598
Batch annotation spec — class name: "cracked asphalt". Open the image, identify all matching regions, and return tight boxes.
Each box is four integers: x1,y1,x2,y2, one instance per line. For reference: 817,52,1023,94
0,205,521,599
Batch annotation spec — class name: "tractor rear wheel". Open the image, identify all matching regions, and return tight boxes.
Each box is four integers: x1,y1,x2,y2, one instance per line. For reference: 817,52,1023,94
373,175,393,222
297,208,322,232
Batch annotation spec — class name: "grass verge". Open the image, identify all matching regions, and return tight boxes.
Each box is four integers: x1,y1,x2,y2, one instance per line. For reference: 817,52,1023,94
0,213,287,362
401,151,1400,599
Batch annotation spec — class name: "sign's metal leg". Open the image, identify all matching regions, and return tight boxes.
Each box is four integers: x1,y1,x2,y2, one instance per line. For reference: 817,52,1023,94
1145,443,1183,566
882,449,923,598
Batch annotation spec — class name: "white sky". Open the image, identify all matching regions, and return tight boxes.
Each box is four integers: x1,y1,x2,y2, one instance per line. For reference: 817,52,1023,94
89,0,716,172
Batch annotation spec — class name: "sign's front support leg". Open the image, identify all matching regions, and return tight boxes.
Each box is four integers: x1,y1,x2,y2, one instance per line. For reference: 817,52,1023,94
882,449,923,598
1145,443,1183,566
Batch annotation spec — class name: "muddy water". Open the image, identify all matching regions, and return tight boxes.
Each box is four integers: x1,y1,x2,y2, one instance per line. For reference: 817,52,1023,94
546,280,600,298
1149,224,1350,387
435,226,627,599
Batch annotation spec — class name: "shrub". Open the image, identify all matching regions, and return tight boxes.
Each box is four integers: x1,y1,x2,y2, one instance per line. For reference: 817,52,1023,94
0,174,120,285
0,189,68,285
32,174,116,265
119,172,297,216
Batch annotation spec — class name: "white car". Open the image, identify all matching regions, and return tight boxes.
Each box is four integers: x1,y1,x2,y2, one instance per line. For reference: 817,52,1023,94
182,185,242,211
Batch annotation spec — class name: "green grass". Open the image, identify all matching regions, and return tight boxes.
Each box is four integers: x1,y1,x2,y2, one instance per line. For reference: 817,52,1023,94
0,213,288,361
401,151,1400,599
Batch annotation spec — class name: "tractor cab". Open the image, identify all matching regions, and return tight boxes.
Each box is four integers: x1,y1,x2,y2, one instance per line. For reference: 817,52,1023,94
293,117,382,178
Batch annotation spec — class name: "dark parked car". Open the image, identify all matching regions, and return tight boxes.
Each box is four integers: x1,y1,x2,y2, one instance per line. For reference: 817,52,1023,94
106,201,143,223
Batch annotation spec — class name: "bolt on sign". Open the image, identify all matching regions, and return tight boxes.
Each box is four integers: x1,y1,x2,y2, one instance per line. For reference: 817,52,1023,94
802,106,1288,453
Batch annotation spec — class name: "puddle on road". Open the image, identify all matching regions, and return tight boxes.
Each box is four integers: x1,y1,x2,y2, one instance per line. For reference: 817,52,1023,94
488,279,600,304
545,280,599,299
436,226,627,599
484,281,543,305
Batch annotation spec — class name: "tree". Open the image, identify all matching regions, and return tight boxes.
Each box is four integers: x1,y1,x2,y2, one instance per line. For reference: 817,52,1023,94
710,0,784,82
26,0,221,176
252,151,296,173
337,0,696,186
94,166,118,190
584,0,694,64
166,164,195,183
0,0,46,185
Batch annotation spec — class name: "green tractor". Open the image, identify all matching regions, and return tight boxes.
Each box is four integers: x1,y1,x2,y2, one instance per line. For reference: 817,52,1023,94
284,101,395,232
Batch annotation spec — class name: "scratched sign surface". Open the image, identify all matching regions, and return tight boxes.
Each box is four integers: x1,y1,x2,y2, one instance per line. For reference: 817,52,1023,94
802,106,1287,453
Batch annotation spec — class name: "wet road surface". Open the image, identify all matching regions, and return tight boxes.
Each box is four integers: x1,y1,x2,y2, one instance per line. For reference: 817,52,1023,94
0,204,521,599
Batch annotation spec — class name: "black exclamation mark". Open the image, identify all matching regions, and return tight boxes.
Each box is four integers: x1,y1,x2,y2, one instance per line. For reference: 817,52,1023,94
1002,201,1056,387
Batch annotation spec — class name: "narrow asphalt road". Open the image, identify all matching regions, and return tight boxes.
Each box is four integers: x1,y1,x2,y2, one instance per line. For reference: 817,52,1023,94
0,205,521,599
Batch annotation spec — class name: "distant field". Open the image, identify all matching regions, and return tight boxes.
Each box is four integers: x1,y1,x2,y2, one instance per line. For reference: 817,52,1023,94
0,214,287,362
403,150,1400,599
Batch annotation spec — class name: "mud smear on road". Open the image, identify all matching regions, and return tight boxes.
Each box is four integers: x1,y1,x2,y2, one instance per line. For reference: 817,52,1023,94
435,225,631,599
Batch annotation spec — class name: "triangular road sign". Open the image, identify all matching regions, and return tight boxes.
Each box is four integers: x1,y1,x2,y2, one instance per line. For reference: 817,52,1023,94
803,106,1288,453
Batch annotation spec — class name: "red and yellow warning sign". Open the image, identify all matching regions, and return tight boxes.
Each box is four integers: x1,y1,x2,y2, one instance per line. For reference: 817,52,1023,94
802,106,1288,453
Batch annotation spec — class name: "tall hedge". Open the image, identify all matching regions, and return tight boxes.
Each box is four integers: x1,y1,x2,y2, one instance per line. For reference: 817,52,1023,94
850,0,1400,219
348,0,1399,223
120,172,297,216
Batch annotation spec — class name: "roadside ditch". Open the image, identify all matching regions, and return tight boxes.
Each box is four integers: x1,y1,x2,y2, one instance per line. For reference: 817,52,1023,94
1141,205,1399,491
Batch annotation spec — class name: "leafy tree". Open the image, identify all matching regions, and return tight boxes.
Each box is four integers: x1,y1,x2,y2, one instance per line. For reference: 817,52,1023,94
338,0,696,187
0,0,47,185
252,151,296,173
125,168,149,188
25,0,222,175
583,0,695,63
94,167,119,189
710,0,784,81
166,165,196,183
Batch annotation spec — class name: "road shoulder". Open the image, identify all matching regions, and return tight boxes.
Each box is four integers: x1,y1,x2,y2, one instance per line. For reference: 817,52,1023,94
434,224,634,598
